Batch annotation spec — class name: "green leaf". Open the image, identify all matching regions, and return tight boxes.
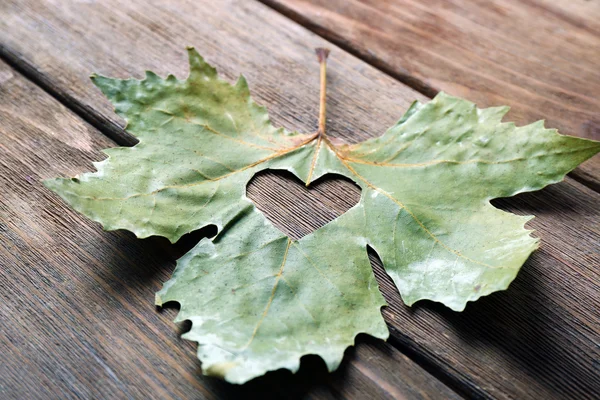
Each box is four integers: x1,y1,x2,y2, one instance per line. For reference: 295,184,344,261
45,48,600,383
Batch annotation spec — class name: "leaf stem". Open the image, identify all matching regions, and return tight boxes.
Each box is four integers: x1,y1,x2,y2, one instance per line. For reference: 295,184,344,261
305,48,330,186
316,48,330,138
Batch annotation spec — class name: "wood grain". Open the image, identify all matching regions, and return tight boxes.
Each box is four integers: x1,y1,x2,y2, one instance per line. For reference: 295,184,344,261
0,60,460,399
1,0,599,398
261,0,600,191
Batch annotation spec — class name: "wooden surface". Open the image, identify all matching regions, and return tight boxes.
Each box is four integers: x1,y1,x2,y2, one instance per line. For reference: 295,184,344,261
262,0,600,191
0,0,599,399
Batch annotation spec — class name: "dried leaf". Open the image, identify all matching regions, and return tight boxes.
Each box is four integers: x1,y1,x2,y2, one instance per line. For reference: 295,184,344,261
45,48,600,383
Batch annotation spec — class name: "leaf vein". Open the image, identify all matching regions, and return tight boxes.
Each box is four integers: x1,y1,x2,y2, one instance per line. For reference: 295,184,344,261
241,238,292,350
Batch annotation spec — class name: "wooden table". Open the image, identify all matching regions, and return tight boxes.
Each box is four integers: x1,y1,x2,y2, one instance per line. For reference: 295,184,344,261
1,1,598,398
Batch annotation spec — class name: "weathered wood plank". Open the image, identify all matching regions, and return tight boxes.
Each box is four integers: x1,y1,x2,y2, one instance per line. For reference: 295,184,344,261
0,61,461,399
261,0,600,191
1,0,599,398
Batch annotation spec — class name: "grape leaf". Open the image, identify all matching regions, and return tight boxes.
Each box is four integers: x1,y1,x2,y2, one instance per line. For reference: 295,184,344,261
45,48,600,384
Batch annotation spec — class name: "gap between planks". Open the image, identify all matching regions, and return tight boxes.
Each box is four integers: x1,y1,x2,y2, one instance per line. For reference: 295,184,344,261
0,45,137,148
258,0,438,99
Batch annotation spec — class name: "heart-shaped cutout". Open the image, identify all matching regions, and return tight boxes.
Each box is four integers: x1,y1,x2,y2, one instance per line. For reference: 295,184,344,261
247,170,361,240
